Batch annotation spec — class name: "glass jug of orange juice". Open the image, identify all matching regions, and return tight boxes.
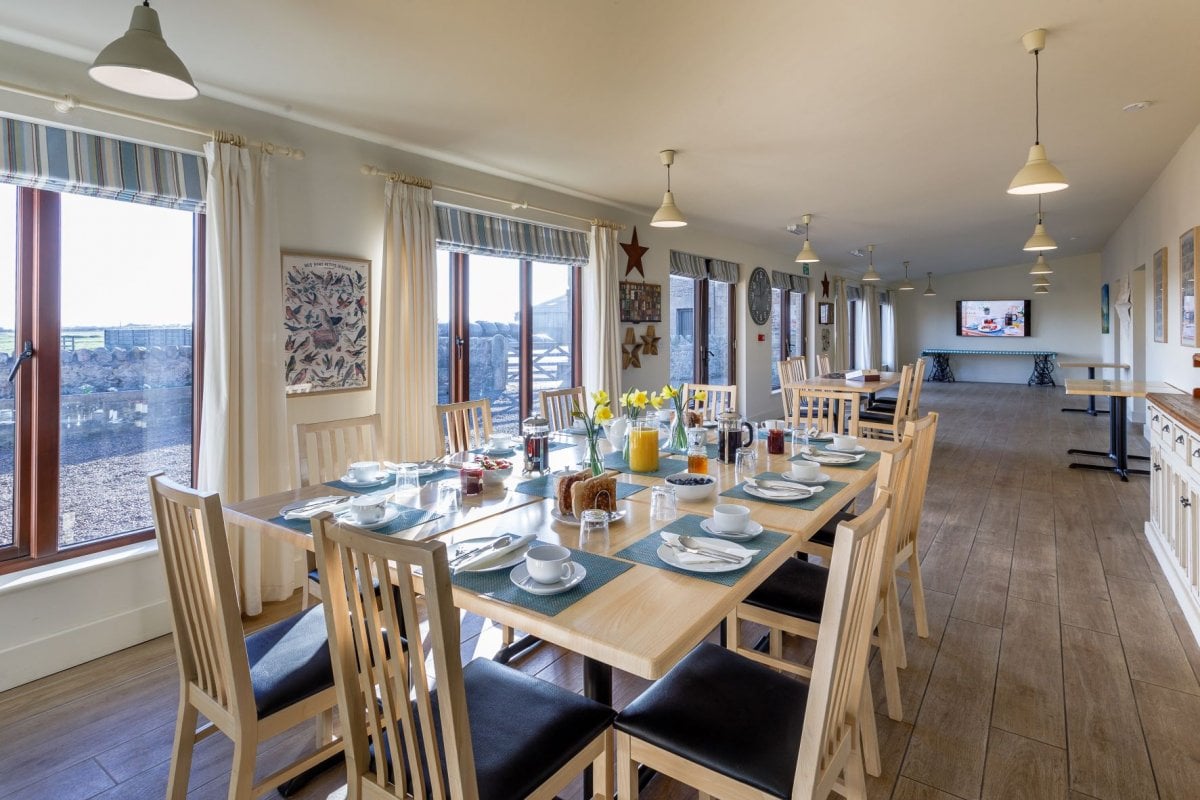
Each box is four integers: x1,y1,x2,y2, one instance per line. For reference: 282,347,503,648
628,420,660,473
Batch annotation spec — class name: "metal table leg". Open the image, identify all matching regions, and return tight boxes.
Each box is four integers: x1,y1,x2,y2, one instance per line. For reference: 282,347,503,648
928,353,954,382
1028,354,1056,386
1068,395,1149,481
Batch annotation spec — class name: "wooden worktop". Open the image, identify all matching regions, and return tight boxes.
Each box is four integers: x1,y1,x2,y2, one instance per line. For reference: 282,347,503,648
1149,392,1200,433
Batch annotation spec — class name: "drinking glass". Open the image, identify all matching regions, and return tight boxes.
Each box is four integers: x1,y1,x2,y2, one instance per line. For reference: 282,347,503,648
649,485,678,523
437,481,462,513
394,463,420,495
790,424,810,456
579,508,610,546
734,447,758,481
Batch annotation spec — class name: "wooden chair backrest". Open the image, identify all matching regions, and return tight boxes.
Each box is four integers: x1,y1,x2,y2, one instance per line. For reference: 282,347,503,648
294,414,383,487
906,358,928,418
788,389,861,437
435,399,493,453
898,412,939,556
313,515,478,800
874,444,915,598
540,386,585,432
778,359,809,418
817,353,832,375
147,472,254,732
792,490,893,798
890,364,916,427
683,383,737,421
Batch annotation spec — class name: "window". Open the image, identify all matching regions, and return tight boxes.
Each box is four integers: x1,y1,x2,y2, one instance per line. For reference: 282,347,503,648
437,250,580,434
769,286,807,389
668,273,735,385
848,299,860,369
2,186,202,570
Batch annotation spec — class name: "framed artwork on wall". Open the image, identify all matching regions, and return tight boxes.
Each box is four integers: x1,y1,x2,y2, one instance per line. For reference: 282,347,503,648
1181,228,1197,347
619,281,662,322
281,252,371,394
1100,283,1110,334
818,302,834,325
1153,246,1167,343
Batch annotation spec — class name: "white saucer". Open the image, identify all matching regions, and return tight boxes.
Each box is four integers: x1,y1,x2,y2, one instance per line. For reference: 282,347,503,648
551,507,628,526
339,471,391,487
802,450,864,465
701,421,718,429
699,518,764,541
451,536,532,572
825,444,867,454
657,542,750,573
744,484,815,503
780,471,832,485
510,562,587,594
336,503,404,530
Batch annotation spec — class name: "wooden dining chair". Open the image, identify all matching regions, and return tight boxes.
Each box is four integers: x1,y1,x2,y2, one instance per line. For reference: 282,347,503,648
727,444,914,743
817,353,832,375
540,386,586,431
147,473,341,800
435,398,494,453
789,388,860,437
859,364,915,441
615,491,893,800
683,383,737,421
778,358,809,418
311,514,614,800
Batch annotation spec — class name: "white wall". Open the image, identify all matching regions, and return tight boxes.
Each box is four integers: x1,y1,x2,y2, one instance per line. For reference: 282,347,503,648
895,253,1104,384
1102,116,1200,393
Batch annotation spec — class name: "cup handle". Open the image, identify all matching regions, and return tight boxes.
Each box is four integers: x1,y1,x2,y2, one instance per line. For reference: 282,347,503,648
560,562,576,582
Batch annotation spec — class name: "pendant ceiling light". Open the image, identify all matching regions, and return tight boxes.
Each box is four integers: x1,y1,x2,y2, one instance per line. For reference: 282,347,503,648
793,213,820,263
1029,254,1053,275
923,272,937,297
1024,195,1058,251
861,244,881,282
1008,29,1068,195
1034,284,1050,294
90,2,197,100
1032,273,1051,288
898,260,915,291
650,149,687,228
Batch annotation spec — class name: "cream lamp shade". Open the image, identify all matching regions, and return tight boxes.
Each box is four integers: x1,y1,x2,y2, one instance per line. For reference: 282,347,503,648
1034,284,1050,294
1024,221,1057,251
1009,144,1068,195
89,2,197,100
923,272,937,297
897,260,915,290
793,214,820,263
650,150,687,228
1032,273,1051,287
1029,254,1053,275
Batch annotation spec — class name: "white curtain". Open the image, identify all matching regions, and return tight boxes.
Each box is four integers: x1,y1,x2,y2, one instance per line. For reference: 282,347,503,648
583,224,622,398
197,141,299,616
858,285,881,369
881,298,898,371
833,277,850,370
378,179,440,461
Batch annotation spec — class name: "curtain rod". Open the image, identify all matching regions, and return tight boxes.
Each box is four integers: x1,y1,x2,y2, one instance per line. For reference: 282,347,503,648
361,163,624,230
0,79,304,159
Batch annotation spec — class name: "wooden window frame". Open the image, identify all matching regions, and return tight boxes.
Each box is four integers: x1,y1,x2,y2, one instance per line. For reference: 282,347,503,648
770,288,807,390
687,276,735,385
0,187,204,575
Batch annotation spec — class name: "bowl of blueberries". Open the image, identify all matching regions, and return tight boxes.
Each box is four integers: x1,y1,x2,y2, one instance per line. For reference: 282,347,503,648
664,472,716,502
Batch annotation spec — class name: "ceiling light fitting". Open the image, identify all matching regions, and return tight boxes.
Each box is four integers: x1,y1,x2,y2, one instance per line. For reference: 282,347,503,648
1034,284,1050,294
861,244,881,282
1024,195,1058,251
923,272,937,297
1008,29,1068,195
898,260,915,291
89,2,197,100
1029,254,1053,275
650,149,687,228
790,213,820,263
1032,273,1051,288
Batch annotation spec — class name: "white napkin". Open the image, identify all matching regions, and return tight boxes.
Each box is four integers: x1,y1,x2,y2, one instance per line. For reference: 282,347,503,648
660,531,758,564
283,498,350,520
453,532,537,573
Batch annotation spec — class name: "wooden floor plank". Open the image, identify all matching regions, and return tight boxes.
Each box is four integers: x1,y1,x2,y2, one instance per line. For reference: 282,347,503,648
981,728,1068,800
1107,576,1200,695
1132,680,1200,800
951,542,1012,629
992,597,1065,748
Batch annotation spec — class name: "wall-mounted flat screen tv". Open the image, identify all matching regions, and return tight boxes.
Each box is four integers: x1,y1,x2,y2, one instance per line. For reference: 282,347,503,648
956,300,1031,337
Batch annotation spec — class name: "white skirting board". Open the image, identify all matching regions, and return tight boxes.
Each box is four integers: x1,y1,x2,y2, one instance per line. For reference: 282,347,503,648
1145,521,1200,650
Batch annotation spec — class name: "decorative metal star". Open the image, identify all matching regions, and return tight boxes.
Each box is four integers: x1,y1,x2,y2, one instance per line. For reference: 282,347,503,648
640,325,661,355
621,227,649,278
821,271,830,298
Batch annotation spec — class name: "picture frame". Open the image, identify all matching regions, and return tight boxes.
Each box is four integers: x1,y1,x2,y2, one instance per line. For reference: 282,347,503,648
1100,283,1110,334
281,252,371,394
818,302,834,325
1182,228,1197,347
619,281,662,323
1153,247,1167,343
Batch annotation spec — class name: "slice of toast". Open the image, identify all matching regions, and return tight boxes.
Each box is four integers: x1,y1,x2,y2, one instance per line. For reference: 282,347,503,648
571,473,617,518
555,469,592,516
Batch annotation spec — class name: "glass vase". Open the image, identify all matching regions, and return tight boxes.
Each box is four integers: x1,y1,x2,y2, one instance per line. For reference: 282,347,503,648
669,411,688,452
586,429,604,476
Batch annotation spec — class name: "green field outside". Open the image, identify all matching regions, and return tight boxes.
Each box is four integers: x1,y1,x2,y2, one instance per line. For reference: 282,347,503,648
0,329,107,354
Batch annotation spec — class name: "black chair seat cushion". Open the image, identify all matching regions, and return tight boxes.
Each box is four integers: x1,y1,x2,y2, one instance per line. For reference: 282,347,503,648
375,658,614,800
246,604,334,720
742,557,830,624
809,510,855,550
859,409,896,423
615,642,808,799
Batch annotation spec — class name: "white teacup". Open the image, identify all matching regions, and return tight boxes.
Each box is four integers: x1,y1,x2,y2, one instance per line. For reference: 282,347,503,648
349,460,381,482
711,503,751,533
486,435,509,451
349,494,387,524
790,460,821,481
832,434,858,451
525,544,575,584
657,408,674,425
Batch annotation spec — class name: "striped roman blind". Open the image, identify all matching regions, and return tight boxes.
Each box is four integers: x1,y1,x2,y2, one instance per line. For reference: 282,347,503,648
435,204,588,265
846,285,863,301
771,270,809,292
707,258,740,284
0,116,206,212
669,250,708,279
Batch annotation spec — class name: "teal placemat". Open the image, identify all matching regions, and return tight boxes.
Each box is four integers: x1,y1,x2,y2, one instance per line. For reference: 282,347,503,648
719,472,849,510
602,452,688,478
513,474,647,500
269,504,442,535
451,547,632,616
418,467,458,486
662,442,719,458
613,514,790,586
322,477,391,494
469,447,518,457
788,447,881,471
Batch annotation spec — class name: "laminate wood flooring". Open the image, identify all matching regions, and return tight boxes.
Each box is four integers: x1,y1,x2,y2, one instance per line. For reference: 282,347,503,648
1,382,1196,800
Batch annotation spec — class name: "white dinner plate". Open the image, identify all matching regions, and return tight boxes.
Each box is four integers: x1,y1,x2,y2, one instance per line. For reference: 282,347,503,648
451,537,533,572
339,471,391,487
701,420,719,429
279,496,348,518
780,471,832,486
550,507,628,526
510,562,587,595
656,541,751,573
698,518,764,542
801,450,864,465
825,444,867,454
335,503,405,530
743,484,815,503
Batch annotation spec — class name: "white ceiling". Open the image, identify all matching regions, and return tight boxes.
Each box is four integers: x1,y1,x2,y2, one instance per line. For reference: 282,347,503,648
2,0,1200,280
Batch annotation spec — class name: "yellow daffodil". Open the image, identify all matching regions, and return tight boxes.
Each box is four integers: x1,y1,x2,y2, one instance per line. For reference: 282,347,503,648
649,392,664,410
694,390,708,402
661,384,678,399
618,390,631,407
592,389,609,406
632,389,648,409
595,405,613,422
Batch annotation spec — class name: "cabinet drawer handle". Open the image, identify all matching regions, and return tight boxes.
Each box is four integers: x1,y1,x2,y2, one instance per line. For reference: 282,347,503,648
1154,462,1162,472
1153,413,1161,421
1183,497,1192,508
1177,435,1186,444
1193,449,1200,458
1164,424,1172,433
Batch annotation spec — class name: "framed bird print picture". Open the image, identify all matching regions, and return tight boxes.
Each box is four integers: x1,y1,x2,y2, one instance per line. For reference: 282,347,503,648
282,252,370,394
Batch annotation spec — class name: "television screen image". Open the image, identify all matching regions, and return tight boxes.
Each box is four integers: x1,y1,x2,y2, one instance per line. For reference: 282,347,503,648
956,300,1031,337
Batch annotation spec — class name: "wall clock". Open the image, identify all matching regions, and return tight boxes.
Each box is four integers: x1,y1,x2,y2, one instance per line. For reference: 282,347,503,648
747,267,771,325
